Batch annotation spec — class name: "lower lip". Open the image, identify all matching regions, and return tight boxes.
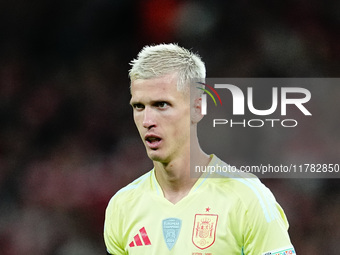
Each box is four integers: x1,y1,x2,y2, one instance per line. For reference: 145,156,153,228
146,139,162,149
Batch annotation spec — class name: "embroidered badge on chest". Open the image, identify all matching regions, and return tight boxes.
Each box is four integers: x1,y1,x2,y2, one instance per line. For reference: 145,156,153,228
192,214,218,250
162,218,182,250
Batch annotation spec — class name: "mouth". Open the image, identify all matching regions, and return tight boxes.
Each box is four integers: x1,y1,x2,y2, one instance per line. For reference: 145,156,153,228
145,134,162,149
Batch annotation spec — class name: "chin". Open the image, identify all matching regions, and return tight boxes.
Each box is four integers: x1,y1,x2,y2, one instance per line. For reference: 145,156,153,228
147,151,168,163
148,154,164,162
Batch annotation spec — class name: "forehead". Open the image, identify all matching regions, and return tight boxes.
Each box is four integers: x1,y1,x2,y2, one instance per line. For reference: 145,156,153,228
130,73,182,102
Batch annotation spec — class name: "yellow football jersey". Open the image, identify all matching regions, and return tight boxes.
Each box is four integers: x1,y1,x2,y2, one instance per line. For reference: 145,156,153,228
104,155,296,255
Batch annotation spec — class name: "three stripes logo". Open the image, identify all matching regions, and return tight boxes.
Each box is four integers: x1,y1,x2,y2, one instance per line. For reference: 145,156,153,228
129,227,151,248
196,82,222,115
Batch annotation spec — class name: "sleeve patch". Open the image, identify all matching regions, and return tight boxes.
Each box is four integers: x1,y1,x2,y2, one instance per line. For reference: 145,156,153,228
262,246,296,255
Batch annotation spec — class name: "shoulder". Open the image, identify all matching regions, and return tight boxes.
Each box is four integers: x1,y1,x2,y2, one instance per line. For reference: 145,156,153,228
207,155,278,222
106,170,153,212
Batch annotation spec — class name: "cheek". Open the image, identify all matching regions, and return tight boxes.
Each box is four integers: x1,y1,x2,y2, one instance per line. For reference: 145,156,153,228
133,114,144,132
172,109,190,134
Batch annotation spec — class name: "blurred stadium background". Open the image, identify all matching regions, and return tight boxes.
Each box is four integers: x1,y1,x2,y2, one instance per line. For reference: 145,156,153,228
0,0,339,254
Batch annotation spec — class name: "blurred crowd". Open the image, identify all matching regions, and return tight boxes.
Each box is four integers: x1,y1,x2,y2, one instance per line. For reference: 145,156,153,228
0,0,339,254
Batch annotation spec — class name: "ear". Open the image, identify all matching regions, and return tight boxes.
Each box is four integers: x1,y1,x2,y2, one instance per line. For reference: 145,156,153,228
191,97,204,124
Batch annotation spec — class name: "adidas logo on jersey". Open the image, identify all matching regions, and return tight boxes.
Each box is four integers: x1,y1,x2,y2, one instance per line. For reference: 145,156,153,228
129,227,151,247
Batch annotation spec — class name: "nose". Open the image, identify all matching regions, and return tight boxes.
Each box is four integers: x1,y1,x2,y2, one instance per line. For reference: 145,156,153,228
142,107,156,129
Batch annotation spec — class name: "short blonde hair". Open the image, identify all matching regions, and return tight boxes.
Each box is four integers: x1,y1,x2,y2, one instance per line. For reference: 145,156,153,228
129,43,206,92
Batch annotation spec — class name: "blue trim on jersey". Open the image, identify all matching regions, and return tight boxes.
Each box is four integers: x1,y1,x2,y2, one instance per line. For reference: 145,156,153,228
244,177,279,222
115,171,151,195
151,169,161,195
216,171,274,222
192,172,211,193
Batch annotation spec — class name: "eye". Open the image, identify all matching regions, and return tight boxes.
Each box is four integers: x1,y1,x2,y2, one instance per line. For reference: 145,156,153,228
132,103,145,110
156,102,169,109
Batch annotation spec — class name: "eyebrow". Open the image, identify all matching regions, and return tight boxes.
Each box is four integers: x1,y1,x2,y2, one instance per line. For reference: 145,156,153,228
130,98,172,105
129,100,140,107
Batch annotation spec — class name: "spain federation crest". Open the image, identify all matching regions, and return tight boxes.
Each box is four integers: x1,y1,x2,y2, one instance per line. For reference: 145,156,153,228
192,214,218,250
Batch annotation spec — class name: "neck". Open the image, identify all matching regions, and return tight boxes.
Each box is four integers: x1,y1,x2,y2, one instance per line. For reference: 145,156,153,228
154,138,210,204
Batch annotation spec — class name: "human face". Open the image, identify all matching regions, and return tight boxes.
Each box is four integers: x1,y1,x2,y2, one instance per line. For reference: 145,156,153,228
130,73,190,164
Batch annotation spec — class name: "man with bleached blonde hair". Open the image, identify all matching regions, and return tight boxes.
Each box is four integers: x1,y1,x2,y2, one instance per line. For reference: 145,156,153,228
129,43,206,92
104,43,295,255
